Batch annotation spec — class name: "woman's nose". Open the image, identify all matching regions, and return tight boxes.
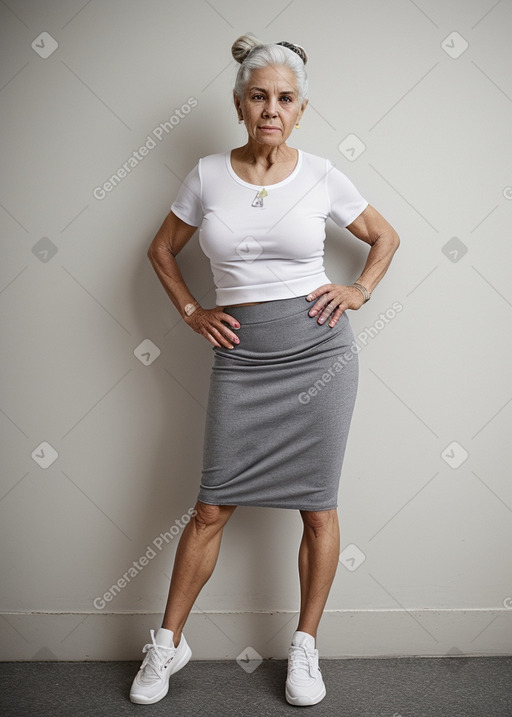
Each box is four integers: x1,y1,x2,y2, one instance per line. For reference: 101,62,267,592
263,99,278,116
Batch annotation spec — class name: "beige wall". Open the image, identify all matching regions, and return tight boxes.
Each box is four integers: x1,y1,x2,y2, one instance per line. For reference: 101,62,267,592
1,0,511,660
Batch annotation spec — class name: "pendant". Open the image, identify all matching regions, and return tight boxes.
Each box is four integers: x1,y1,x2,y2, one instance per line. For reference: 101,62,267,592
252,187,268,207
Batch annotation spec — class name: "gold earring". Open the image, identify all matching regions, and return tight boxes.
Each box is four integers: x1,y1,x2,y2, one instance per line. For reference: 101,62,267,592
295,122,300,129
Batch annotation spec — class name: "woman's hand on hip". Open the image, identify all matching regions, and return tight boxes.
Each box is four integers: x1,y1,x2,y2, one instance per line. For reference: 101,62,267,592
184,306,240,349
306,284,365,327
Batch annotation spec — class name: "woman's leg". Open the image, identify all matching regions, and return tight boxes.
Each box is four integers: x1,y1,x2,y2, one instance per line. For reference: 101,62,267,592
161,500,237,646
296,508,340,638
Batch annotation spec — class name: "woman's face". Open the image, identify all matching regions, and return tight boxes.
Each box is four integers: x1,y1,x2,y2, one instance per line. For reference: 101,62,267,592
235,64,308,146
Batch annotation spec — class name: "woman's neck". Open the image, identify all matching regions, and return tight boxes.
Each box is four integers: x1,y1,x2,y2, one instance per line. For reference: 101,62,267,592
234,141,296,169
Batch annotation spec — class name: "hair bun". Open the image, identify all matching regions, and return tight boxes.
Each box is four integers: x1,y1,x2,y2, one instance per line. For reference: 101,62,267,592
231,33,264,64
276,41,308,65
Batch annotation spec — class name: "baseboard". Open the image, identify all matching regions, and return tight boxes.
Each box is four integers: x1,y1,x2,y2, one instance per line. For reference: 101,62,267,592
1,609,511,661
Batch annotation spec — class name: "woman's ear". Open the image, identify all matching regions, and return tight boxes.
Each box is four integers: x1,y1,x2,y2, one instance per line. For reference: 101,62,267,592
298,98,309,123
233,91,243,121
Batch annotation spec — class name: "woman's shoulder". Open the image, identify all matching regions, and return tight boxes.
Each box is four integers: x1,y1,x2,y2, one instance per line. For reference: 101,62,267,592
197,150,230,165
295,149,335,182
183,151,227,179
179,151,227,174
299,149,333,168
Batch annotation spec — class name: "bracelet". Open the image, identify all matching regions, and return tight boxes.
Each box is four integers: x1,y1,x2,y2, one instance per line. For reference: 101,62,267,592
352,282,371,303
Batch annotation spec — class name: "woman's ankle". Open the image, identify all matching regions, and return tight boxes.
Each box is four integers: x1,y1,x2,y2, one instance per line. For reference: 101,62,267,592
161,623,182,648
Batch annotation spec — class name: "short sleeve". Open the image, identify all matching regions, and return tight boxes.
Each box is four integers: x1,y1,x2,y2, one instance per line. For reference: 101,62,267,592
325,161,368,228
170,161,204,227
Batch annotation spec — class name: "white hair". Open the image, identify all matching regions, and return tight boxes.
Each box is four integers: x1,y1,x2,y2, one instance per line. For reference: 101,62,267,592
232,34,308,104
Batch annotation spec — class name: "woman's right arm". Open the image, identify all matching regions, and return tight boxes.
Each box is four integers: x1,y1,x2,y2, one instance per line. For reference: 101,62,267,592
147,210,240,349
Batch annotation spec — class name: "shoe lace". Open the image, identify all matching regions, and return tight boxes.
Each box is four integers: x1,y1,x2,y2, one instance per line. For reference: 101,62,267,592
289,645,318,679
139,629,175,683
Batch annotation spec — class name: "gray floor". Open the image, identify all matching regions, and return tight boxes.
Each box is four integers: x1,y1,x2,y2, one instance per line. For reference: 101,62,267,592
1,657,511,716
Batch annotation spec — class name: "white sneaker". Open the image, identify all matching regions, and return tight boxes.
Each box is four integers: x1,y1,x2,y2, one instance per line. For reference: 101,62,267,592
285,630,326,706
130,627,192,704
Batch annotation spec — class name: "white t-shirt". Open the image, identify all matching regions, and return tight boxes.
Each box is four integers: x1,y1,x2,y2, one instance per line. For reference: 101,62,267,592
171,149,368,305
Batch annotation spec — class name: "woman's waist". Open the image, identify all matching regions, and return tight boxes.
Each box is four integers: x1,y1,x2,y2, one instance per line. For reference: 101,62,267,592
216,272,331,311
213,307,353,367
224,301,264,308
222,294,311,324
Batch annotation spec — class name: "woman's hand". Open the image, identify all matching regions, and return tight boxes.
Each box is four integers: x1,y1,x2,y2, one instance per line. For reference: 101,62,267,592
184,306,241,349
306,284,365,327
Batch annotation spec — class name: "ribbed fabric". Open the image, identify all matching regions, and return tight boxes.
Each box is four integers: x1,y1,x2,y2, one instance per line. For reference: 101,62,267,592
198,295,359,510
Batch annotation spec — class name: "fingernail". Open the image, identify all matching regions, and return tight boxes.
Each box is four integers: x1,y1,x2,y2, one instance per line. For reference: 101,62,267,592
306,295,312,301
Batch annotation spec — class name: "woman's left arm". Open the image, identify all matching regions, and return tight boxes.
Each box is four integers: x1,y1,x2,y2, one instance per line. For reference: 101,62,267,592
307,204,400,327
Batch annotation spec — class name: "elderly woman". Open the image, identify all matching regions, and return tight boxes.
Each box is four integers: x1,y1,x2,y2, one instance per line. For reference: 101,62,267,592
130,34,399,707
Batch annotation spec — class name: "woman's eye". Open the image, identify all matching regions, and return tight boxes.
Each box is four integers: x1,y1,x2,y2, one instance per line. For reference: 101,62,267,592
250,95,292,102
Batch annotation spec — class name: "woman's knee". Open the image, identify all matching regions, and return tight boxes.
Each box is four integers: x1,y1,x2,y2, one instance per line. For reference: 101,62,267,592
193,500,236,530
300,508,338,536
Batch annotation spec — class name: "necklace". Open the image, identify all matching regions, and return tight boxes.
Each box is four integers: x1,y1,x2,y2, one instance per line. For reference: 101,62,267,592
252,187,268,208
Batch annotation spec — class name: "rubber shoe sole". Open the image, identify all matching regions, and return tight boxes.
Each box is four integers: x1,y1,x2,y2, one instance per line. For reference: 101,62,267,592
285,682,326,706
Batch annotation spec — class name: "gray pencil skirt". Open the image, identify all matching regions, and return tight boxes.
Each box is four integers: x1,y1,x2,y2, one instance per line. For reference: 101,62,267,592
197,294,359,511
